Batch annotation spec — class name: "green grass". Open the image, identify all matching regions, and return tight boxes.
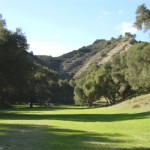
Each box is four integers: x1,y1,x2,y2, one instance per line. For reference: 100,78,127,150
0,96,150,150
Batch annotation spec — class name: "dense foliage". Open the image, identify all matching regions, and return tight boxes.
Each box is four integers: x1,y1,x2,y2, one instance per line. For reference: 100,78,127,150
0,16,34,107
74,42,150,106
0,15,74,107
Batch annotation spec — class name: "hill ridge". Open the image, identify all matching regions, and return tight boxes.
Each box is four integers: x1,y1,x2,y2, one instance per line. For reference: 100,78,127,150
30,35,137,79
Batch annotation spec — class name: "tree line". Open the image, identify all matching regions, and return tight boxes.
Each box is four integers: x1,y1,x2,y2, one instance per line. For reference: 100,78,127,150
0,4,149,108
0,15,74,108
73,41,150,107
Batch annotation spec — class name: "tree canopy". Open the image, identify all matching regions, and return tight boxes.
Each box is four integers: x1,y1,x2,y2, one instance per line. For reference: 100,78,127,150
134,4,150,33
0,14,74,107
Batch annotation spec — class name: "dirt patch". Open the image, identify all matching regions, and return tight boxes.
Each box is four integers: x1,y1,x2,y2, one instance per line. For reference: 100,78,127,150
132,104,141,109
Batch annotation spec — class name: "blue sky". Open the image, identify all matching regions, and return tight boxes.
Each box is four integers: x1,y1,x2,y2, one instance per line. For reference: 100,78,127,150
0,0,150,56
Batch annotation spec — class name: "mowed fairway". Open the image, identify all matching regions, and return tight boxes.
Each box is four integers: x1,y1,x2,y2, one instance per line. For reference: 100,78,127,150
0,105,150,150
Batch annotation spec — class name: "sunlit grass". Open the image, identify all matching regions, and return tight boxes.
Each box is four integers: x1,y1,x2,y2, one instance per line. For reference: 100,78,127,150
0,98,150,150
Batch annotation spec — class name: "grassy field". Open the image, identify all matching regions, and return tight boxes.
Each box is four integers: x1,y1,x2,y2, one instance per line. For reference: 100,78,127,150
0,95,150,150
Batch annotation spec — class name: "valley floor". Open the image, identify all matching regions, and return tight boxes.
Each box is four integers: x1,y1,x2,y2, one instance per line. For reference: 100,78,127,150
0,103,150,150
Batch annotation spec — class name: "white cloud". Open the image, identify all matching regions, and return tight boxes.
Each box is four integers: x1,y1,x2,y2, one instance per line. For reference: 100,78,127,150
29,40,75,57
118,10,123,14
115,22,137,35
102,11,111,15
99,11,111,19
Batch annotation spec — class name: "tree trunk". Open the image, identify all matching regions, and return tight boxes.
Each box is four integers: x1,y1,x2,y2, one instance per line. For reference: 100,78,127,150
88,100,92,107
29,102,33,108
104,97,110,106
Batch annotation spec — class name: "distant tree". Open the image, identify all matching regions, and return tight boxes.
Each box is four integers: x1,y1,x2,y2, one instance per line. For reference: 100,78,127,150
26,65,58,108
58,80,74,104
0,14,6,29
48,78,74,105
111,37,117,40
95,68,117,105
83,79,98,107
74,86,86,106
124,32,136,39
134,4,150,33
74,77,87,106
110,54,132,100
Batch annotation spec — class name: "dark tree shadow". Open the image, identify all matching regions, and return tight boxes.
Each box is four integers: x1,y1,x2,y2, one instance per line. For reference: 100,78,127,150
0,105,88,112
0,111,150,122
0,123,149,150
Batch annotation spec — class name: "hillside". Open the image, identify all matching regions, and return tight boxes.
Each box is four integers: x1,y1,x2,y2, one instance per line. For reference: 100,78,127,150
74,37,134,78
31,34,137,79
113,93,150,110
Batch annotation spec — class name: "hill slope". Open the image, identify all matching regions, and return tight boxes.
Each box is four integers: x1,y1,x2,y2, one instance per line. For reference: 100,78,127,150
31,35,137,79
114,93,150,110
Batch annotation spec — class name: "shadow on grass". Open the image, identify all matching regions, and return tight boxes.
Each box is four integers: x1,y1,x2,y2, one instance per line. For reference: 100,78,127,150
0,105,88,112
0,111,150,122
0,123,149,150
